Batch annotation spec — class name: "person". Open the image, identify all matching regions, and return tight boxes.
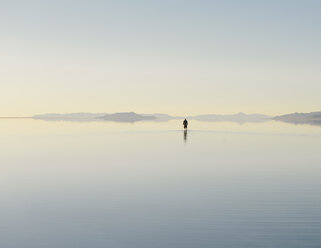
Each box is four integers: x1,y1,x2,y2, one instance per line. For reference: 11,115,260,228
183,118,188,129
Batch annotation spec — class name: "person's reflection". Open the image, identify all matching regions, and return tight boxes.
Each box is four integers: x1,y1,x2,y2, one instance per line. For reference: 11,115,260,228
184,129,187,143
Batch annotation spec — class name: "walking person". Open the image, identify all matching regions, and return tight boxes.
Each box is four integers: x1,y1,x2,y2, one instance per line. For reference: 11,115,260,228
183,118,188,129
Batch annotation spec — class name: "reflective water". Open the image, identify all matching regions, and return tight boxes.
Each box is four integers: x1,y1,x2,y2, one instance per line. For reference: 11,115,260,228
0,119,321,248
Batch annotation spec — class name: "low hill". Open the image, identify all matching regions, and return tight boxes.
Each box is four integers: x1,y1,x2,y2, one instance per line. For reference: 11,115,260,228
34,112,156,122
274,111,321,126
98,112,156,122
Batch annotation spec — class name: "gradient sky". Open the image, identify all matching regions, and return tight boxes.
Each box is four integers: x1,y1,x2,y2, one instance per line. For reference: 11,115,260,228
1,0,320,116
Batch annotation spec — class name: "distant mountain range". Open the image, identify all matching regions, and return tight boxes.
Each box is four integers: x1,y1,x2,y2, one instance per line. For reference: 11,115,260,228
33,112,272,123
274,111,321,126
32,111,321,126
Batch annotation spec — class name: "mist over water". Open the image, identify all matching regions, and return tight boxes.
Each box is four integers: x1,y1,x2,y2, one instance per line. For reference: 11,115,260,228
0,119,321,248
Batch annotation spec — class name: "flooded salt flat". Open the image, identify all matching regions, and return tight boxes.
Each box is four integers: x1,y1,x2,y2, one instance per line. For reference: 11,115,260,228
0,119,320,248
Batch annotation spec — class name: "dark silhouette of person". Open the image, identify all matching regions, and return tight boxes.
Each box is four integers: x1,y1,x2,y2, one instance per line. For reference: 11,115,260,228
184,129,187,142
183,118,188,129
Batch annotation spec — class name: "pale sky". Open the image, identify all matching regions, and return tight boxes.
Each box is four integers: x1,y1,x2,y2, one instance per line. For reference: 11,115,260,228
1,0,320,116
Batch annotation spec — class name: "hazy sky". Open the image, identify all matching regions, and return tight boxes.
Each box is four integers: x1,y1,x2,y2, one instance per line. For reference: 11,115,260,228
1,0,320,116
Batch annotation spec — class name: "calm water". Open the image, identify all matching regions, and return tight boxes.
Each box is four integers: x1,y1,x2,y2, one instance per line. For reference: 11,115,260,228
0,119,321,248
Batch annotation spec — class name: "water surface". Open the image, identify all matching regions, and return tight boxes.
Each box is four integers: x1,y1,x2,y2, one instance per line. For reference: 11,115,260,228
0,119,320,248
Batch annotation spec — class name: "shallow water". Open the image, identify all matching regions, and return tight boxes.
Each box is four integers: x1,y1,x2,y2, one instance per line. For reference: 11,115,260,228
0,119,321,248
